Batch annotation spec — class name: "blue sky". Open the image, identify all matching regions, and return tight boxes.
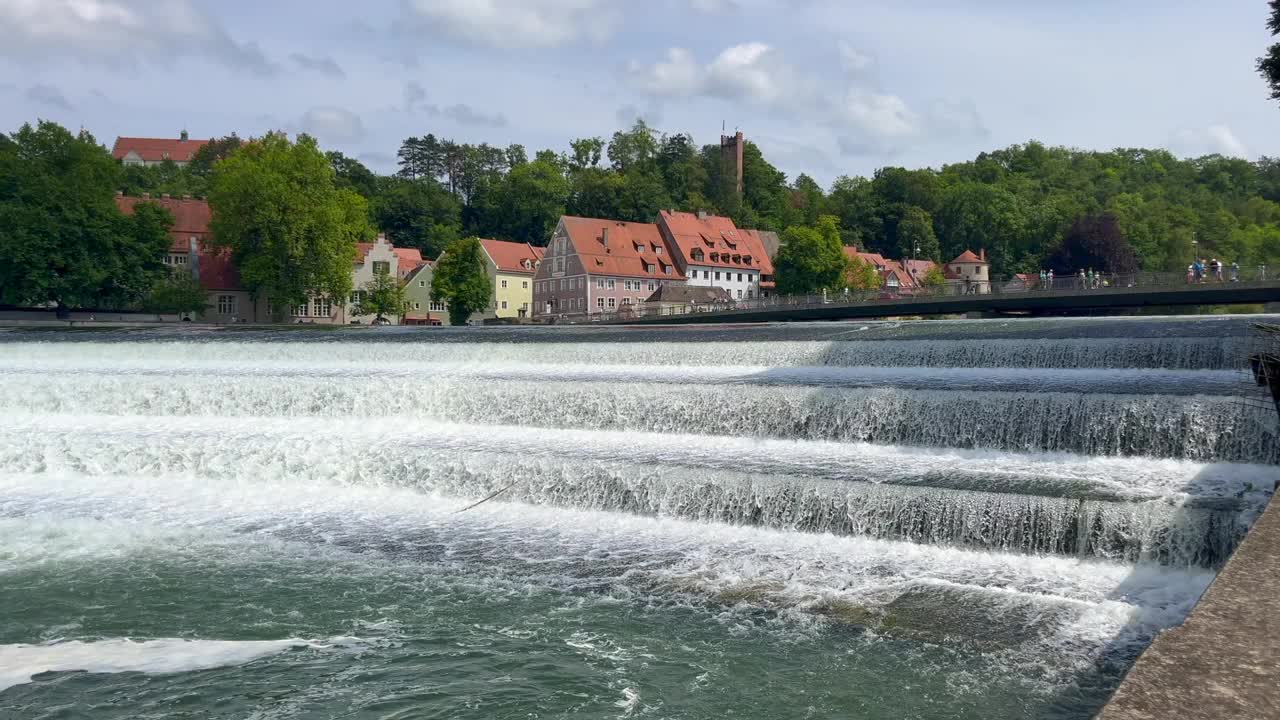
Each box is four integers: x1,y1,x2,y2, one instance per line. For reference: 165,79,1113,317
1,0,1276,185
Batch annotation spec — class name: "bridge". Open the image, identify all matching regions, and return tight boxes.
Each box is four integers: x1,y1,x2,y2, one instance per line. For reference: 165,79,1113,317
605,275,1280,324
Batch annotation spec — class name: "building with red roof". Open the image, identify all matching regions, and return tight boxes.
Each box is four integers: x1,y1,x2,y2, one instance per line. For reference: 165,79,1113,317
112,132,208,167
534,216,684,318
656,210,774,301
944,249,991,294
114,193,265,322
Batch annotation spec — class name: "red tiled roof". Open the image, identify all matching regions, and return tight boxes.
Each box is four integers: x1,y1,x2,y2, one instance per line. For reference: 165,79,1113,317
842,246,889,270
112,137,209,163
480,238,544,274
903,259,938,278
115,195,211,253
950,250,985,264
657,211,774,275
394,248,424,278
882,260,915,288
561,216,686,280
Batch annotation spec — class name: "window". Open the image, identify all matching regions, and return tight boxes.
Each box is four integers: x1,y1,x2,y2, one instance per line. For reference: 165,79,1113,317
560,279,566,290
623,280,632,291
522,281,528,289
174,255,188,265
738,273,744,282
623,297,632,305
648,281,656,292
607,279,616,290
703,270,710,279
501,300,508,309
292,304,308,317
430,301,446,312
522,302,529,312
737,289,743,298
607,297,616,309
715,272,722,280
597,297,605,309
372,260,390,275
313,297,331,317
646,264,655,274
501,279,508,289
419,280,426,287
747,290,754,299
656,246,663,255
414,302,421,310
596,278,604,289
664,266,671,275
217,295,236,315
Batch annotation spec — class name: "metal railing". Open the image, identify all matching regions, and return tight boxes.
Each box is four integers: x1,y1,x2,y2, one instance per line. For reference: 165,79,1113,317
540,269,1277,324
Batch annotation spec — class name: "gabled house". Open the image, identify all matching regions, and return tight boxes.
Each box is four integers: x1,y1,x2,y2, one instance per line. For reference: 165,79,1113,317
656,210,774,301
402,261,445,326
481,239,543,320
944,249,991,294
533,216,683,318
112,131,208,167
114,193,266,323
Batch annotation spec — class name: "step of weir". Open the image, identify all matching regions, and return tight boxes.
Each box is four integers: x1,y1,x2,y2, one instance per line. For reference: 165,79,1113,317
1097,490,1280,718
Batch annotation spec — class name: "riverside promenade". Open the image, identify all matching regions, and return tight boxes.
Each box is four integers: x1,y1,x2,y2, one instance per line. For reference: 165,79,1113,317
1098,491,1280,719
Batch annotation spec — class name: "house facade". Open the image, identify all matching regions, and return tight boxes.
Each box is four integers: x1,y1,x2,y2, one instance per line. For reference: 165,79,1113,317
533,216,683,318
114,193,268,323
403,263,447,326
112,132,208,167
482,239,543,320
944,249,991,294
656,210,774,301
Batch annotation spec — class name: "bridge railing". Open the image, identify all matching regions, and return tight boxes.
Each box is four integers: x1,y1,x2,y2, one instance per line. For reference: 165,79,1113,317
544,269,1273,324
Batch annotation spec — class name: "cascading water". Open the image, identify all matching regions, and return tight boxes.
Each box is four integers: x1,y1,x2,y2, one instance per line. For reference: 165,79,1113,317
1,315,1276,719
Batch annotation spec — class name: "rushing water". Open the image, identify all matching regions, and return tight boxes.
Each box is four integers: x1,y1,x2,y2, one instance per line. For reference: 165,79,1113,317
1,316,1277,719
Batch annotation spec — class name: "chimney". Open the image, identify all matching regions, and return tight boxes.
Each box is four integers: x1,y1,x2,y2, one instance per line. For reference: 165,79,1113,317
161,193,170,199
697,210,708,221
601,227,609,248
180,129,189,141
182,194,191,200
980,248,986,262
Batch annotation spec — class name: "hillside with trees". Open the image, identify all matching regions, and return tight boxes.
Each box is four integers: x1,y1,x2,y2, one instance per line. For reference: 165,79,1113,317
53,119,1280,283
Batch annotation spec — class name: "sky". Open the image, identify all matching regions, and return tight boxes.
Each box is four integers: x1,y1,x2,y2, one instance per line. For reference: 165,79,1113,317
0,0,1276,186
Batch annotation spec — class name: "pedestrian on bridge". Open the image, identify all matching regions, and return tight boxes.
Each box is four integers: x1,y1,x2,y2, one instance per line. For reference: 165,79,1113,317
1231,262,1240,282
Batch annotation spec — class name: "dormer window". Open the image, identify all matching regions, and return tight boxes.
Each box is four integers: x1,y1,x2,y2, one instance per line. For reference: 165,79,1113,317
655,246,663,255
646,263,655,273
710,252,719,262
635,243,644,253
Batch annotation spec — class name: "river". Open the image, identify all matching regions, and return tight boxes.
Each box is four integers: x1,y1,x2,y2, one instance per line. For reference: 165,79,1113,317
0,316,1276,719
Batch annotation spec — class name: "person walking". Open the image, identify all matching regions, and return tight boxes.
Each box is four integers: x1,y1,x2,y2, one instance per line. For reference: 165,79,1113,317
1231,261,1240,282
1213,259,1224,282
1186,264,1195,284
1047,269,1055,288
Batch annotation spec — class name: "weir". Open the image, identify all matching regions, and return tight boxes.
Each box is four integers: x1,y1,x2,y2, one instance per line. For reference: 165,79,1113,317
1,314,1277,719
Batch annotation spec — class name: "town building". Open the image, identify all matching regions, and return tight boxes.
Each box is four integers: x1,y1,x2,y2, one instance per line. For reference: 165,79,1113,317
944,249,991,294
844,247,918,293
335,235,424,324
112,131,208,167
402,262,446,326
656,210,774,301
114,193,267,323
533,216,683,318
641,284,733,316
481,239,543,321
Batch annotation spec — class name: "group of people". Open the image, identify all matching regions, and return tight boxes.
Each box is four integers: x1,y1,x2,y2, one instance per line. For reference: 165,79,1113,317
1036,269,1108,290
1186,259,1243,283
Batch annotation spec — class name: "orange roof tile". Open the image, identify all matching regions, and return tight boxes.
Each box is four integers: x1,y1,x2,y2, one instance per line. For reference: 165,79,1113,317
950,249,985,264
111,136,209,163
561,216,685,280
480,238,544,274
114,195,211,253
658,211,774,275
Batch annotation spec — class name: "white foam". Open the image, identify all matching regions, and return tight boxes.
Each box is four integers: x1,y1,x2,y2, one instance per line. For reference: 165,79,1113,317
0,637,337,691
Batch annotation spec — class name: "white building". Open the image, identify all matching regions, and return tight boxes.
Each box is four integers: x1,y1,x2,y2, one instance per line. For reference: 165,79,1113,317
656,210,774,301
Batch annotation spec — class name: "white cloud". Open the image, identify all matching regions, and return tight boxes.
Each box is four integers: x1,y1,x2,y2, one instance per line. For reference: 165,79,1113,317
0,0,273,72
630,42,809,107
298,107,365,144
1169,124,1248,158
290,53,345,78
403,0,617,49
630,42,985,156
688,0,739,12
25,84,74,111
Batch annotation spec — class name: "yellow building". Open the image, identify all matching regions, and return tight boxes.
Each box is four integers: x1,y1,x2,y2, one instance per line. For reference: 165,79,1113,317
480,239,544,321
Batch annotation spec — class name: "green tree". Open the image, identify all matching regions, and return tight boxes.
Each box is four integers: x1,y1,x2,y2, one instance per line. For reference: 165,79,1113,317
187,134,242,182
896,206,940,261
328,151,380,200
921,265,947,288
843,256,882,291
431,237,493,325
1260,1,1280,103
487,158,569,244
774,216,847,294
208,132,370,317
143,270,210,315
354,269,408,322
934,182,1026,275
372,176,461,258
0,121,173,315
